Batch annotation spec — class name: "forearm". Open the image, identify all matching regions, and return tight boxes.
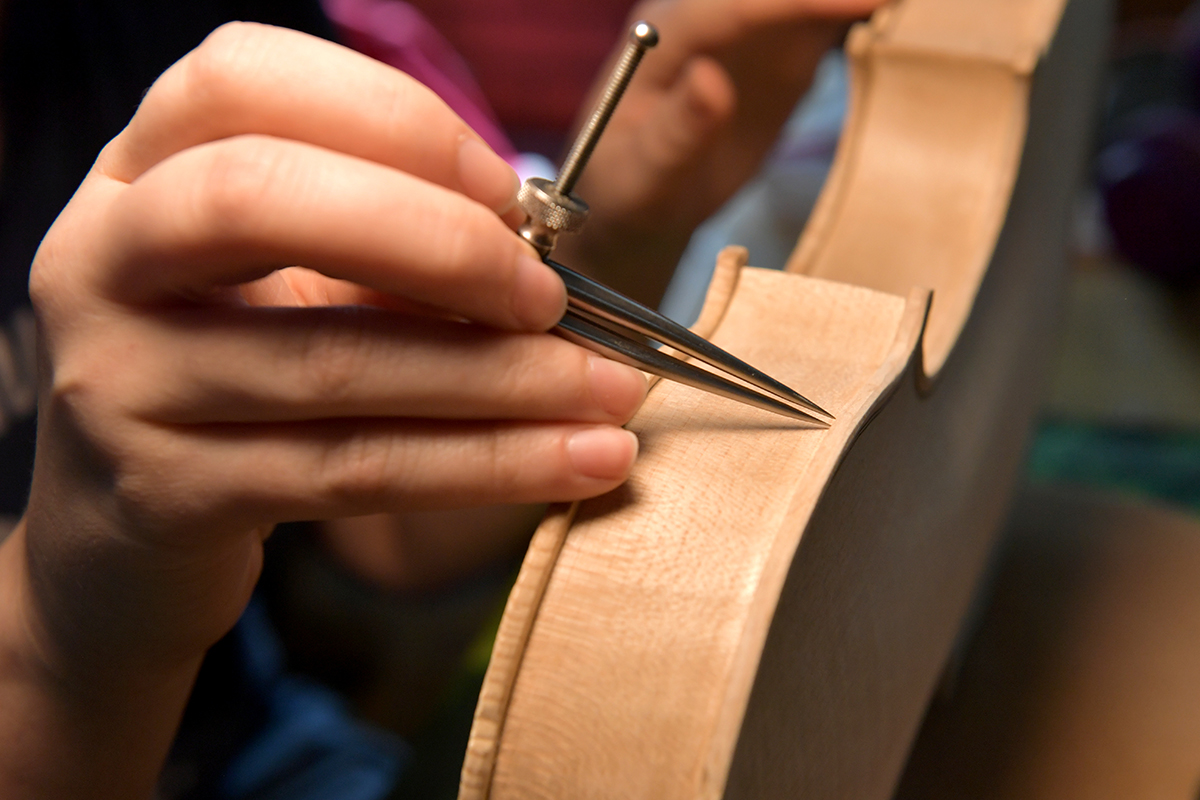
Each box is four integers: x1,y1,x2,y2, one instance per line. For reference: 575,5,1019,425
0,521,201,799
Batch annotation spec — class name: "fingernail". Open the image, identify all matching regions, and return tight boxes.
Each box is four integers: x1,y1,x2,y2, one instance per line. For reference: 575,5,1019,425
512,253,566,330
588,355,648,419
567,427,639,481
457,136,520,214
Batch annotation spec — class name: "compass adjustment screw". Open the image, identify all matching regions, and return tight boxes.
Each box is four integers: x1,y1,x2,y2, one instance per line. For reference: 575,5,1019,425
518,21,659,258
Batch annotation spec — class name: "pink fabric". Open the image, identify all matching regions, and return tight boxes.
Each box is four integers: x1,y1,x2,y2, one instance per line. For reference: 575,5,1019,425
321,0,517,160
407,0,635,133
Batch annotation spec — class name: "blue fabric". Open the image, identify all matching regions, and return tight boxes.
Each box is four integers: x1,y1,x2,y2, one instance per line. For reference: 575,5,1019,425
217,601,410,800
1028,421,1200,513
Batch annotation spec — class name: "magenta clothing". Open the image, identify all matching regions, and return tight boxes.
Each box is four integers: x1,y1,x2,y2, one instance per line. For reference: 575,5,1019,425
405,0,637,134
321,0,638,156
321,0,517,159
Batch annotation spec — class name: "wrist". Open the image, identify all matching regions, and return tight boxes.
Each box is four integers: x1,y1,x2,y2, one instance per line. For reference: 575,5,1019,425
0,522,204,798
16,485,262,677
0,518,204,689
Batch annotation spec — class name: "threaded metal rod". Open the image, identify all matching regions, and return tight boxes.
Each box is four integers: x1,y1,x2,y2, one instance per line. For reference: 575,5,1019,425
555,21,658,196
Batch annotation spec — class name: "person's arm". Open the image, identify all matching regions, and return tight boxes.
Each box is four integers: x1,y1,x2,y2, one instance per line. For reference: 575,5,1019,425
0,23,646,798
557,0,886,305
0,523,205,798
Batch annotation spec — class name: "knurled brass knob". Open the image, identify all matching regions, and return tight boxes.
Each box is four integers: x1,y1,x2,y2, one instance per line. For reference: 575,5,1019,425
517,178,590,257
517,21,658,259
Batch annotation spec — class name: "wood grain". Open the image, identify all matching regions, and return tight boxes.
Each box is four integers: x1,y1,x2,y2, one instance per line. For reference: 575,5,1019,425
490,273,922,800
460,0,1111,796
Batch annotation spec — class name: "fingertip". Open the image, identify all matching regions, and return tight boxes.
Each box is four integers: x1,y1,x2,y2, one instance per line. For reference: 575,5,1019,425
457,135,520,214
588,355,649,420
511,253,567,330
641,56,736,172
500,203,528,232
679,56,737,131
566,427,639,482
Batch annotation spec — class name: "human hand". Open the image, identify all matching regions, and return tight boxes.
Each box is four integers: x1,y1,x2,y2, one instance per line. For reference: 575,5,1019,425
15,22,648,708
556,0,885,303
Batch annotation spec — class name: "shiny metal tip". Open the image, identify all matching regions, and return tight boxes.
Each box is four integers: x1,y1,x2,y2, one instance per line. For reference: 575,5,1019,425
631,21,659,48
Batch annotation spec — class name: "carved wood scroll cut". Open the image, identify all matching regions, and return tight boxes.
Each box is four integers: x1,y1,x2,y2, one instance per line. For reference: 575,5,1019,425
788,0,1070,378
464,269,930,800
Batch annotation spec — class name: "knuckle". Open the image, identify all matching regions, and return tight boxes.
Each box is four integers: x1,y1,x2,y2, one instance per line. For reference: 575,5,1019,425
484,336,596,419
564,345,598,410
480,430,510,499
27,253,62,317
109,442,186,523
294,311,367,407
319,429,401,504
47,342,139,440
431,196,510,278
28,199,98,320
380,75,440,150
430,200,485,277
518,339,592,412
186,22,270,104
42,370,183,525
108,444,232,536
431,203,526,321
192,136,288,239
486,338,539,406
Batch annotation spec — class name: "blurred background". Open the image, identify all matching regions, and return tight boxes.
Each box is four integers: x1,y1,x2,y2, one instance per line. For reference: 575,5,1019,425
1030,0,1200,508
895,0,1200,794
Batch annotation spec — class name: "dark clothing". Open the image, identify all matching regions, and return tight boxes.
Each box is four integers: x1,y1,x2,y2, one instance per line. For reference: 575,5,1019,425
0,0,335,513
0,3,405,797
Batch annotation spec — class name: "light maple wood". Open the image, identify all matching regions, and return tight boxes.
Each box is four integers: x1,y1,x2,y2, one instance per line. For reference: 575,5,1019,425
460,0,1111,796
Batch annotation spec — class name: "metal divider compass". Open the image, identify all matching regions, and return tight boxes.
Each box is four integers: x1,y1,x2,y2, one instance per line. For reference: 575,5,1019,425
517,22,832,425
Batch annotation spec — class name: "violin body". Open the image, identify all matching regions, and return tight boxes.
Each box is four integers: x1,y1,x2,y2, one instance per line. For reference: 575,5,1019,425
460,0,1111,796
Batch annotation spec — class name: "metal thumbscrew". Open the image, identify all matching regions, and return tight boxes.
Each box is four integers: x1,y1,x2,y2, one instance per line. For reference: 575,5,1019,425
517,21,659,258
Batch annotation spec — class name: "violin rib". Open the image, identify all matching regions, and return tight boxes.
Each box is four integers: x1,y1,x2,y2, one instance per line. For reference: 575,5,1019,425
461,0,1111,796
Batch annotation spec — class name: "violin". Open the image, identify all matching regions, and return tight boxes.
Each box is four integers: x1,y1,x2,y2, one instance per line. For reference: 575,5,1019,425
459,0,1111,796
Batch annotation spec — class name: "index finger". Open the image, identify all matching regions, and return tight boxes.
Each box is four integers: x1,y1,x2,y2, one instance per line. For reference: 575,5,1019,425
100,22,519,216
84,135,564,330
